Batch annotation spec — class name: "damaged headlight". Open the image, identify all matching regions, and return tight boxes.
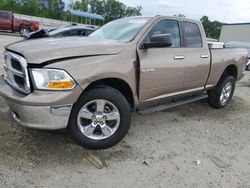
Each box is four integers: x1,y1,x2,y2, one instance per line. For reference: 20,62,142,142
31,69,76,90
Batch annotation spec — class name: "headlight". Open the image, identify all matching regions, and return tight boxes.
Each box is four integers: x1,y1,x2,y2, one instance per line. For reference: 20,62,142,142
31,69,76,90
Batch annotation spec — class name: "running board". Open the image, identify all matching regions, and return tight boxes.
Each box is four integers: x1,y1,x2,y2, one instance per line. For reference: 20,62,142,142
137,93,208,115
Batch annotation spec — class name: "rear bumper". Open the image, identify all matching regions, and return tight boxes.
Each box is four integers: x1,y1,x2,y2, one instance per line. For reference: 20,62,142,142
0,75,82,130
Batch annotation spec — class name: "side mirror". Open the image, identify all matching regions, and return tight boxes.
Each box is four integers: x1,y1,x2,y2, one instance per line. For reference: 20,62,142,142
142,34,173,49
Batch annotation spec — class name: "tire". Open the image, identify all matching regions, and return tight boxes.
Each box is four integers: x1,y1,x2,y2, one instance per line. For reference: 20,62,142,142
19,27,30,37
207,75,236,108
68,86,131,149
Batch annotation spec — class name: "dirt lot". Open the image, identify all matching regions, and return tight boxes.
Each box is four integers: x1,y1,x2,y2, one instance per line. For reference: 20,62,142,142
0,34,250,188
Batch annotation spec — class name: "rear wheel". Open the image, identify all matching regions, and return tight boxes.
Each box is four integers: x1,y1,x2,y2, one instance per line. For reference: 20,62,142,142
68,86,131,149
208,75,236,108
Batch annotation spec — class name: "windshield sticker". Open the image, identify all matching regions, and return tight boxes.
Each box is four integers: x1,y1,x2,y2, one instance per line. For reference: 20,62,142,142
128,19,147,24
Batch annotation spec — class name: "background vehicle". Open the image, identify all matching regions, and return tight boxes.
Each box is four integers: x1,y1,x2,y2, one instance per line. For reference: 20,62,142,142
246,62,250,71
0,10,39,37
26,26,95,39
0,16,248,149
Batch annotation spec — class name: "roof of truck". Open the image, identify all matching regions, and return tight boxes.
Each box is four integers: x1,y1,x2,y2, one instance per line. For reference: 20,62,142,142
129,15,201,24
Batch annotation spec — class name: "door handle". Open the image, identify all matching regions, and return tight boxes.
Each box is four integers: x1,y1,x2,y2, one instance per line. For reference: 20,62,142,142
200,54,209,59
174,56,185,60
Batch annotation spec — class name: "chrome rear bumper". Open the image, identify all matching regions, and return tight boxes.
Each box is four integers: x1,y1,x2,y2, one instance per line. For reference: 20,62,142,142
6,100,72,130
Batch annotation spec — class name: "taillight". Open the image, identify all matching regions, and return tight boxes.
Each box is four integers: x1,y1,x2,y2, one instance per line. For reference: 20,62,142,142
34,22,39,29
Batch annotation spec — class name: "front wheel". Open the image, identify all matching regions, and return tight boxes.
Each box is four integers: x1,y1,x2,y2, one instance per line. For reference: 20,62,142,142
208,75,236,108
19,27,30,37
68,86,131,149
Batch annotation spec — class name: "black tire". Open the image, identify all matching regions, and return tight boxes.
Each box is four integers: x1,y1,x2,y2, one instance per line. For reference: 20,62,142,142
19,27,30,37
207,75,236,108
68,86,131,149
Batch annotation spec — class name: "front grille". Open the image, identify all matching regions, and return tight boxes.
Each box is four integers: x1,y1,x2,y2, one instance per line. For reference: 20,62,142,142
3,51,31,94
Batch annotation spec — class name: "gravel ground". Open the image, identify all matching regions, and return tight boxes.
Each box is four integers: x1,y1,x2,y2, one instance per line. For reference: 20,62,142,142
0,34,250,188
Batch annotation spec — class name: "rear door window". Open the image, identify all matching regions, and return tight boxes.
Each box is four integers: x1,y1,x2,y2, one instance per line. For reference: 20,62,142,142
69,30,81,36
59,30,81,37
183,22,203,47
79,30,87,36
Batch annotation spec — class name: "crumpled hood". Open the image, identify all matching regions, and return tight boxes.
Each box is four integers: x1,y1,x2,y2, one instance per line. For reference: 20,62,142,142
6,37,124,64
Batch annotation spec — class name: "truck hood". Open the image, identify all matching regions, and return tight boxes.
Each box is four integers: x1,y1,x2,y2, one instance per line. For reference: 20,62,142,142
6,37,124,65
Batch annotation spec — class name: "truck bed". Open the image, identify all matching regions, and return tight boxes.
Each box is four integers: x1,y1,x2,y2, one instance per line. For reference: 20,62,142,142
207,47,247,86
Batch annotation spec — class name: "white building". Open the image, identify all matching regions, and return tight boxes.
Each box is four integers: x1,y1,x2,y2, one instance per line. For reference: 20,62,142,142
220,23,250,43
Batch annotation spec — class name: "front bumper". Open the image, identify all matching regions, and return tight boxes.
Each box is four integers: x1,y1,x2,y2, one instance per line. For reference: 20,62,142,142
7,100,72,130
0,75,82,130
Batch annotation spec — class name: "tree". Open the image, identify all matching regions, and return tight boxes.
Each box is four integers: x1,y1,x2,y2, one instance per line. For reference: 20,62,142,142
0,0,65,20
70,0,89,12
200,16,222,39
70,0,142,23
125,6,142,17
0,0,142,24
89,0,104,14
0,0,18,11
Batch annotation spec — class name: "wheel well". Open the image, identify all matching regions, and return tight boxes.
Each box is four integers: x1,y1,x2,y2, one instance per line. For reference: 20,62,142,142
85,78,134,109
19,24,30,30
223,65,238,80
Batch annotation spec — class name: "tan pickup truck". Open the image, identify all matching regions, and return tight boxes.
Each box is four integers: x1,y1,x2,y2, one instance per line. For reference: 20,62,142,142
0,16,248,149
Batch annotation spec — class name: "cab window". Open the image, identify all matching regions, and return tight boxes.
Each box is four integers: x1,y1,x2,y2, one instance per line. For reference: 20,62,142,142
183,22,203,48
59,30,81,37
145,19,181,48
0,12,10,19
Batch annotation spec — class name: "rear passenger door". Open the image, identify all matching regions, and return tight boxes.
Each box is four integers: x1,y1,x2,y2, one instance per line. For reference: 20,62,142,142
182,21,210,91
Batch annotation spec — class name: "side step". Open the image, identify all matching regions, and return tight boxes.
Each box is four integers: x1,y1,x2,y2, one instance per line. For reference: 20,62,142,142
137,93,208,115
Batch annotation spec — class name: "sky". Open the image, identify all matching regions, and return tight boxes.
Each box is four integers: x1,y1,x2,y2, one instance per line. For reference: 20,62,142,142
64,0,250,23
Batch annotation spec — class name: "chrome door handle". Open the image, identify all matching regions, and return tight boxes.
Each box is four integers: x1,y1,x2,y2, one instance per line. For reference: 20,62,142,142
174,56,185,60
200,54,209,58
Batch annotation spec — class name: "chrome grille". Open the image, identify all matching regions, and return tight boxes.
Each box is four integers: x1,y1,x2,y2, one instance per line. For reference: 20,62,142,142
3,51,31,94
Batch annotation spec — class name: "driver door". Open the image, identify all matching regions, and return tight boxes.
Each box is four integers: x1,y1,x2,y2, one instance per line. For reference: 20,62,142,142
137,19,186,103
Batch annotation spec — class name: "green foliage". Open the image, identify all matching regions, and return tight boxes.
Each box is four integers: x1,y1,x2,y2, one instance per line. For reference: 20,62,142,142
70,0,88,12
70,0,142,23
200,16,222,39
0,0,65,20
0,0,141,24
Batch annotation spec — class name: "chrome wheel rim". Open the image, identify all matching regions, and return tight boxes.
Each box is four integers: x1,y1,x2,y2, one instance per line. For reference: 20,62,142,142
21,29,29,36
220,82,233,105
77,99,120,140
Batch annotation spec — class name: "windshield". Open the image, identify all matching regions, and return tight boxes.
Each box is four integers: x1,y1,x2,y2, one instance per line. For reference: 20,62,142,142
90,17,151,43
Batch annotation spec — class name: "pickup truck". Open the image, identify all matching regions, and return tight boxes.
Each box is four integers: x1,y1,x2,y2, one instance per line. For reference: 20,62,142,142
0,10,39,37
0,16,248,149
